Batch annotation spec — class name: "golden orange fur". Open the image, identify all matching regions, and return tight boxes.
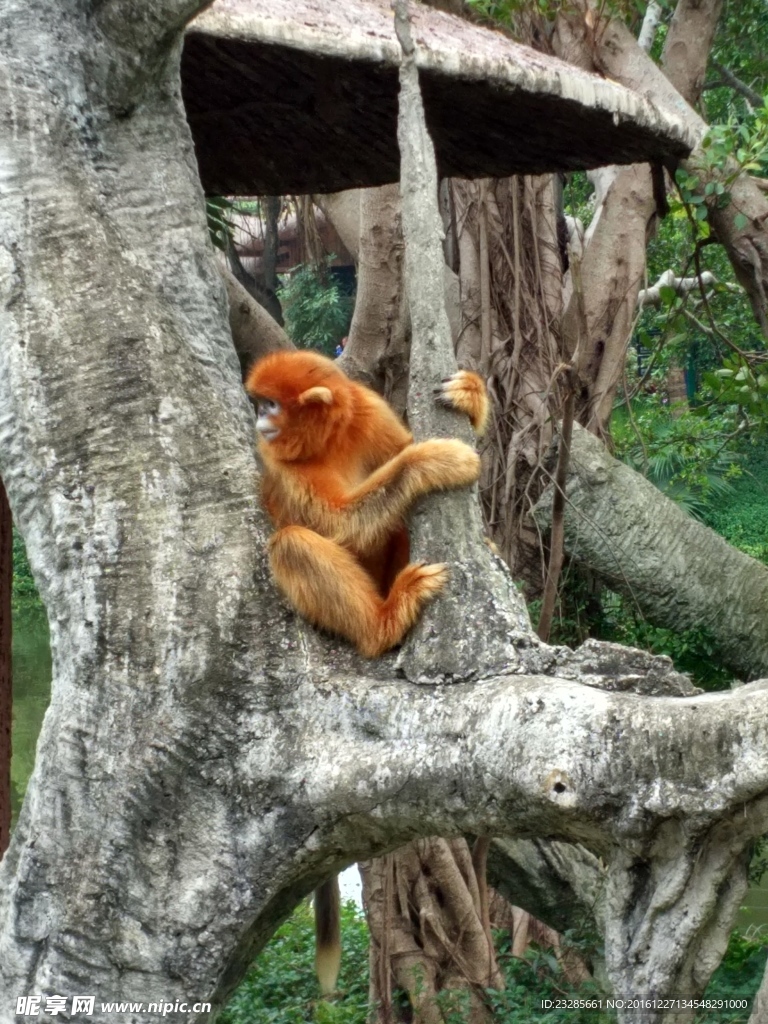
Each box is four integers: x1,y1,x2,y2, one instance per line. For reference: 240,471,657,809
245,350,487,659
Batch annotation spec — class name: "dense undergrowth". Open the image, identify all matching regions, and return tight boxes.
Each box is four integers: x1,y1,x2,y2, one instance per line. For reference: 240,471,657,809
219,902,767,1024
11,526,39,610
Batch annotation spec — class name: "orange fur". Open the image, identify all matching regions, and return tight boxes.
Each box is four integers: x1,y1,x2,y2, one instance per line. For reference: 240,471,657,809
246,350,485,657
435,370,490,434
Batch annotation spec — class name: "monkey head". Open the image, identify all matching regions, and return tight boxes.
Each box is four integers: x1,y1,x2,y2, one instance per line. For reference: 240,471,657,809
245,350,354,462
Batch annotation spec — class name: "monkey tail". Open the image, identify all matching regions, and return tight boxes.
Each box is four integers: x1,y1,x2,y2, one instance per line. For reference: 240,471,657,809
314,875,341,997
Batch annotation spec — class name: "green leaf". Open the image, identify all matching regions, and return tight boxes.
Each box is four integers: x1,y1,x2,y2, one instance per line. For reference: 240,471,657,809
734,212,749,230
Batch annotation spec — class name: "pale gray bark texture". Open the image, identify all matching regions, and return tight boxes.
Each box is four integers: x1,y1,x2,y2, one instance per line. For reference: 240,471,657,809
337,185,410,407
533,425,768,681
394,1,532,680
488,837,606,937
317,186,461,408
219,265,293,374
1,5,768,1024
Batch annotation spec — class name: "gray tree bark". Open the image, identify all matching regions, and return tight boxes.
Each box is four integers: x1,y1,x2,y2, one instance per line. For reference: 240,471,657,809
336,184,410,408
316,185,461,407
219,265,293,377
1,6,768,1024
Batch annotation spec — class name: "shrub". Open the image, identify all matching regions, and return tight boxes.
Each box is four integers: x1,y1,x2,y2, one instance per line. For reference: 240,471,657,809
279,260,354,358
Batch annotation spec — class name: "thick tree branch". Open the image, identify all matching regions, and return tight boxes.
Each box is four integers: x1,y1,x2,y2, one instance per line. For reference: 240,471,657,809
219,264,293,376
709,60,764,109
488,838,605,937
336,184,410,405
638,0,663,54
395,0,463,437
2,4,767,1021
636,268,740,307
298,668,768,860
0,479,10,858
533,424,768,681
85,0,214,110
661,0,723,108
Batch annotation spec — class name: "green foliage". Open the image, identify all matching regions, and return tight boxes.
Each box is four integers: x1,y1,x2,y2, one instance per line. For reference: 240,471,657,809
705,356,768,431
562,170,596,233
707,1,768,124
675,109,768,242
465,0,663,27
485,930,609,1024
537,401,768,690
704,437,768,563
465,0,558,21
206,197,266,252
748,837,768,887
219,901,369,1024
634,184,757,387
705,928,768,1014
597,591,732,690
221,904,766,1024
12,527,40,609
612,398,741,521
279,259,354,358
206,196,237,252
532,573,732,690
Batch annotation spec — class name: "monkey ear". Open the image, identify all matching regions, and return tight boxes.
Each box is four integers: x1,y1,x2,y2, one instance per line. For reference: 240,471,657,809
298,386,333,406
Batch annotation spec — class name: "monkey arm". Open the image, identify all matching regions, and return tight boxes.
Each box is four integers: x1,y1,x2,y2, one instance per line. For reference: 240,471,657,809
351,388,414,473
317,439,480,550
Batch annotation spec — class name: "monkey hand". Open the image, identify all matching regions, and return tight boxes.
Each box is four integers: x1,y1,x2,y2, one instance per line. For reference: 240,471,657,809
434,370,489,434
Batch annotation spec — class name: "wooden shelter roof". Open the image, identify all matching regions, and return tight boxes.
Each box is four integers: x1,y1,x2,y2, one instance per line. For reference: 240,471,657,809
183,0,698,195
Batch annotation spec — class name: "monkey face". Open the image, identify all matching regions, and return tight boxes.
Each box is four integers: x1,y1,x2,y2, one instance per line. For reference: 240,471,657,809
255,398,282,442
246,351,353,462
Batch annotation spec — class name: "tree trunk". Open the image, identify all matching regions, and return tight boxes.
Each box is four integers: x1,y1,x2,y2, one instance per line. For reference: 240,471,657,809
261,195,281,298
2,6,768,1024
219,264,293,377
452,175,563,586
561,163,657,433
317,186,461,404
339,184,410,408
533,424,768,681
550,0,734,435
587,2,768,339
363,841,502,1024
224,233,284,326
